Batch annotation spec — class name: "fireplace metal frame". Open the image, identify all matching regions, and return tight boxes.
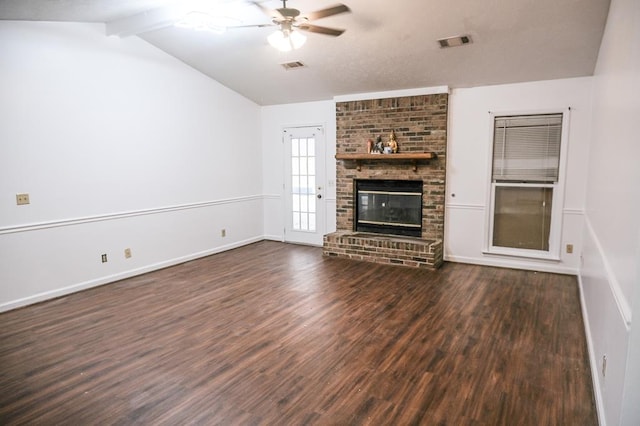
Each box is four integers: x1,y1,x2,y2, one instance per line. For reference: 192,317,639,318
354,179,423,238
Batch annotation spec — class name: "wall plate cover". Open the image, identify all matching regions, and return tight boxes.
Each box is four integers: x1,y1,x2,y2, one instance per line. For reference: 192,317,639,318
16,193,30,205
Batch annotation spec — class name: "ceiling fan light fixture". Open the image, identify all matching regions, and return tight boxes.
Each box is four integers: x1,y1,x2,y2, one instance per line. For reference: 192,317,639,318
268,28,307,52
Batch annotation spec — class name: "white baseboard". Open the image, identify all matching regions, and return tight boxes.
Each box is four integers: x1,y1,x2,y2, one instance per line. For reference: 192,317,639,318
0,236,264,313
444,254,578,275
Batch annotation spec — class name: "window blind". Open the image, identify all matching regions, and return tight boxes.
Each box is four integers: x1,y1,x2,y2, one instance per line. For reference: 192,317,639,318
492,113,562,182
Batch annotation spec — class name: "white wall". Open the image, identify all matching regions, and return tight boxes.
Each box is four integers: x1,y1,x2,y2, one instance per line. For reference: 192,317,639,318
0,21,263,311
580,0,640,423
445,77,593,274
3,13,638,425
261,101,337,242
259,80,593,272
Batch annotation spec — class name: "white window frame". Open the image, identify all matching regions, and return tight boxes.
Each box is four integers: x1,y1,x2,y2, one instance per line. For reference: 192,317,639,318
483,108,571,261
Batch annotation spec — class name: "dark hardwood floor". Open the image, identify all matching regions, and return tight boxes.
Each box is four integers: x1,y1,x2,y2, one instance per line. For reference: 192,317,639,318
0,241,597,425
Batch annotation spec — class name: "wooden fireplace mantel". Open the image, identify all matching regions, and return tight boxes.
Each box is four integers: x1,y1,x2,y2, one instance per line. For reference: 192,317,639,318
335,152,436,172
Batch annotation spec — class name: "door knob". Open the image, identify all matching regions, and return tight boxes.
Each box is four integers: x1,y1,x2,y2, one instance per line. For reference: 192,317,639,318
317,194,322,199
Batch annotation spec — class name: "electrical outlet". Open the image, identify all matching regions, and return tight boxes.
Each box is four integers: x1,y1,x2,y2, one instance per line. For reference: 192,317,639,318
101,254,108,263
566,244,574,254
16,193,30,205
602,354,607,377
221,229,226,237
124,248,132,259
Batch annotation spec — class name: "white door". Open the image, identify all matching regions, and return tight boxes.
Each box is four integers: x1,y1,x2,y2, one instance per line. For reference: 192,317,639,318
283,126,325,246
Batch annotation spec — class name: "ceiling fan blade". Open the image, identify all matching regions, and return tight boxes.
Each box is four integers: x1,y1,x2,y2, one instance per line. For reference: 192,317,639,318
302,4,350,21
250,1,284,21
297,23,345,37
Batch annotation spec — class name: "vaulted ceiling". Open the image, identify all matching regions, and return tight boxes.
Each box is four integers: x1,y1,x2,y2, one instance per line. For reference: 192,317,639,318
0,0,611,105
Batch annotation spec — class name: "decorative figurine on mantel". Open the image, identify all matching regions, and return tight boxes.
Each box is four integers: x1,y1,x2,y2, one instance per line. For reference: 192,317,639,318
367,138,373,153
374,135,384,153
388,130,399,153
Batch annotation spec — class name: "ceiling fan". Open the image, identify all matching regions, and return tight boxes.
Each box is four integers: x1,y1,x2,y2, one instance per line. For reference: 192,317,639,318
250,0,351,51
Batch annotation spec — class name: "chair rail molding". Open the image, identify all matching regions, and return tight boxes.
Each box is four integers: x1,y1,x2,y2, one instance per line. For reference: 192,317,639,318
1,195,263,235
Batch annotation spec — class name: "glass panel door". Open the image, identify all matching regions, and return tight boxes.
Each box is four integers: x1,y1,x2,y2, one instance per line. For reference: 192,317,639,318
284,126,325,245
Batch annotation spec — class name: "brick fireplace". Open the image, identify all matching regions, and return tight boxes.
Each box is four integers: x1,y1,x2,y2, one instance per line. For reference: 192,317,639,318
323,93,447,268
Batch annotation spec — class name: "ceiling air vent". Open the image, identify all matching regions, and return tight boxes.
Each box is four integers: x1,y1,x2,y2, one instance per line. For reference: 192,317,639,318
438,35,472,48
281,61,306,70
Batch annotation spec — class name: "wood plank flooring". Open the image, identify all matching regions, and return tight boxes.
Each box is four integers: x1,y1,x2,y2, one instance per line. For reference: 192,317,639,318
0,241,597,425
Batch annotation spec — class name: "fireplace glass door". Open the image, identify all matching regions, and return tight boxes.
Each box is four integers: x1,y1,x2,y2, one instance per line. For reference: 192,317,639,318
356,180,422,237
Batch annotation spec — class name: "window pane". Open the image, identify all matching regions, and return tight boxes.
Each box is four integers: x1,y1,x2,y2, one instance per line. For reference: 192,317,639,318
300,155,308,175
292,176,300,194
292,194,300,213
308,194,316,213
308,157,315,175
493,186,553,251
307,138,315,156
300,138,307,156
293,212,301,230
308,213,316,231
493,114,562,183
301,212,309,230
307,176,315,194
292,157,299,175
291,138,299,156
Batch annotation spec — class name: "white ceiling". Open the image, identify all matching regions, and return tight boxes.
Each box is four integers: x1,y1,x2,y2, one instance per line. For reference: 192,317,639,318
0,0,611,105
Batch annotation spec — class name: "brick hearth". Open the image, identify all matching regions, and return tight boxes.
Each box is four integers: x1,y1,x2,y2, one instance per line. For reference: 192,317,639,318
323,232,443,268
323,93,447,268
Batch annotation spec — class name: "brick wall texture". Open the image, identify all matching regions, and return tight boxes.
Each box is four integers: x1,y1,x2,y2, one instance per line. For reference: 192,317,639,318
335,93,448,240
324,93,448,268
